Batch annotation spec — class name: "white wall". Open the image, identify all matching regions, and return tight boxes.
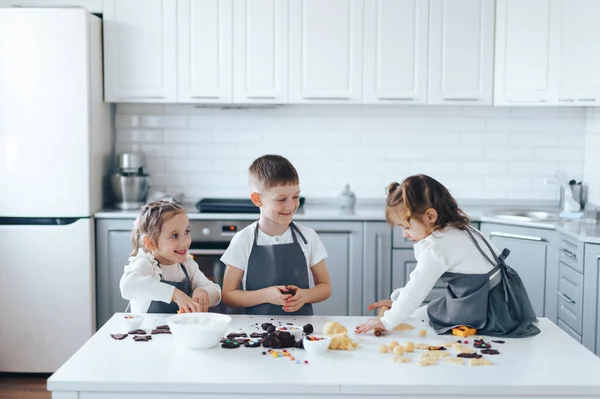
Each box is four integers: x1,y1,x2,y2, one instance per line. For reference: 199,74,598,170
585,109,600,206
115,104,586,202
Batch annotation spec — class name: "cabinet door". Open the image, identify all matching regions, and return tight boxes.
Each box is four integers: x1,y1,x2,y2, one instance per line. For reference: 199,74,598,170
391,249,445,307
95,220,135,329
558,0,600,106
428,0,495,105
178,0,233,103
289,0,364,103
364,222,392,316
479,223,552,317
0,0,102,12
301,221,363,316
104,0,177,102
583,243,600,356
494,0,561,105
233,0,288,103
363,0,428,104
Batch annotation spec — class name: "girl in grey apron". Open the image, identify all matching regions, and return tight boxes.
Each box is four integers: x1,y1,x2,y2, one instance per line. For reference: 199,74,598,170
146,264,192,313
244,222,314,316
427,226,540,338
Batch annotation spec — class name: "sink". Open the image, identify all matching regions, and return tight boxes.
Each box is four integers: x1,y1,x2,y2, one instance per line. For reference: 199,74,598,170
489,210,558,222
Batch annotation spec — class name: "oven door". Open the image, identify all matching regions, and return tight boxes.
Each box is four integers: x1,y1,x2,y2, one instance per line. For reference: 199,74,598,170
189,244,243,314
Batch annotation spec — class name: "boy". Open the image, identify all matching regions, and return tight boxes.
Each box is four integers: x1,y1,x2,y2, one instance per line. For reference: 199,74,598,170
221,155,332,315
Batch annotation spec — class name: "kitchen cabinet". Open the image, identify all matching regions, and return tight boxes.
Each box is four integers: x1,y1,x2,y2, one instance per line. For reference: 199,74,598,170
494,0,561,105
289,0,364,103
178,0,233,104
428,0,495,105
479,223,558,319
558,0,600,106
302,221,364,317
0,0,102,12
103,0,177,102
363,0,428,104
363,222,392,316
95,219,134,328
233,0,288,103
583,243,600,355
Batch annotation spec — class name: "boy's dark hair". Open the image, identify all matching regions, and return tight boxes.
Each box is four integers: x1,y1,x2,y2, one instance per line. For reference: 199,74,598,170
385,174,470,231
249,155,299,191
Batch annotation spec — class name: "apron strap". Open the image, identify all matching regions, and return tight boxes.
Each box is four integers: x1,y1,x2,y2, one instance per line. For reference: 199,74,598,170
464,227,503,289
290,222,308,245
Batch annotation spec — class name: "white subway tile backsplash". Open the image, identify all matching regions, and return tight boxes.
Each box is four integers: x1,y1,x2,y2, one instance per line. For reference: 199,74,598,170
585,109,600,205
115,104,587,201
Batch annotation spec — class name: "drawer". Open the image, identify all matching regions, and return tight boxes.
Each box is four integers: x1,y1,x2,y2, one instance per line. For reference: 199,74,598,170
557,319,582,343
559,235,583,273
557,262,584,334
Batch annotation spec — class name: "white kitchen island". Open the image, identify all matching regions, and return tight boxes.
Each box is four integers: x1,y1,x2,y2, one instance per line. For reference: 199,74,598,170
48,312,600,399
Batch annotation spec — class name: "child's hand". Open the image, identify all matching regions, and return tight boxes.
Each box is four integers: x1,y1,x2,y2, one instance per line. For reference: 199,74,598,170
172,288,202,313
262,286,292,306
354,317,386,334
283,285,306,312
192,288,210,312
367,299,393,311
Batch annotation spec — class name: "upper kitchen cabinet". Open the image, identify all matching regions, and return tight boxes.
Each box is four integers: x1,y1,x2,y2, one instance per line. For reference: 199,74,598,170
494,0,561,105
178,0,233,104
558,0,600,106
363,0,429,104
233,0,288,103
0,0,102,13
289,0,364,103
104,0,177,103
428,0,495,105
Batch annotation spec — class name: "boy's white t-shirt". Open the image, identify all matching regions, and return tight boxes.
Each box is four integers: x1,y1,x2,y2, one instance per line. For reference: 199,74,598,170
220,221,328,289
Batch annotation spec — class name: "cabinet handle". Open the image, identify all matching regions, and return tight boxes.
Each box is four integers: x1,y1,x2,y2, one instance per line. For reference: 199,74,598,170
303,96,351,100
490,232,546,242
557,292,575,304
562,249,577,260
246,96,277,100
117,96,165,100
189,249,226,256
505,99,546,103
558,99,575,103
577,98,596,102
190,96,220,99
376,233,383,300
378,97,415,101
442,98,479,101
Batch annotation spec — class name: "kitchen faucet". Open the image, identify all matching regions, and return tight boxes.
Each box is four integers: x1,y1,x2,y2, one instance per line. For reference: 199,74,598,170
544,178,581,213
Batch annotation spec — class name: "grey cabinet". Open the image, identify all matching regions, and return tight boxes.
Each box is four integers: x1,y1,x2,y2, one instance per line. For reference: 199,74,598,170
479,223,558,319
299,221,364,317
96,219,135,328
363,222,392,316
584,243,600,355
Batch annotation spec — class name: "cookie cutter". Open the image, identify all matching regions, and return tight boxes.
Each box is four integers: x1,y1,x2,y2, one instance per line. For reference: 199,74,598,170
452,326,477,337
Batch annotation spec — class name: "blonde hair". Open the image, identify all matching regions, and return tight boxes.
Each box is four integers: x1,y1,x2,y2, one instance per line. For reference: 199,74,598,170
385,174,470,232
248,154,299,192
131,200,186,256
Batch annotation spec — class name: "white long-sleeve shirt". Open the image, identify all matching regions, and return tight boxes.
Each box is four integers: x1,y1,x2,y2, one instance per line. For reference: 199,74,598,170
120,249,222,314
380,227,498,330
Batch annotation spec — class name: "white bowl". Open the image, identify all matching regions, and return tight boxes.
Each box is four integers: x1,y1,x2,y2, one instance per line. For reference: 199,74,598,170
276,325,303,340
303,336,331,356
167,313,232,350
121,314,144,331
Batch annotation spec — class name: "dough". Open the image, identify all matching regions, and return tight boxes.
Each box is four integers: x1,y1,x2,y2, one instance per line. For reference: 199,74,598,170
404,341,415,353
418,329,427,337
387,340,399,350
469,358,493,366
328,332,358,350
445,357,465,365
393,345,404,355
393,356,411,363
379,345,389,353
323,321,347,336
394,323,415,331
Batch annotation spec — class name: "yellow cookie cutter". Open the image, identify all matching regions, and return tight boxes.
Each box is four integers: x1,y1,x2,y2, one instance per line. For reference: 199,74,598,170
452,326,477,337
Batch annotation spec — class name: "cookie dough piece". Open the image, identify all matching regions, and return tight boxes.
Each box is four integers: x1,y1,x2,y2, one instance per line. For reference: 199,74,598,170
244,340,262,348
414,343,431,350
404,341,415,353
323,321,347,336
387,340,400,350
221,339,241,349
481,349,500,355
227,332,248,338
329,332,359,350
470,358,493,366
151,329,172,335
127,329,146,335
457,347,476,354
155,325,170,331
418,329,427,337
110,333,128,340
393,356,411,363
133,335,152,342
393,345,404,355
445,357,465,365
250,332,268,338
379,345,389,353
417,358,437,366
394,323,415,331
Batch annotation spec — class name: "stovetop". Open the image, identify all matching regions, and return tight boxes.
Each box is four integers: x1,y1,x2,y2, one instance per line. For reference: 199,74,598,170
195,198,306,214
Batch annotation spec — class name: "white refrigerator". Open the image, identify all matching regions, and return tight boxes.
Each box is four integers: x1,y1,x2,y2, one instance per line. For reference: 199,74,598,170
0,8,110,372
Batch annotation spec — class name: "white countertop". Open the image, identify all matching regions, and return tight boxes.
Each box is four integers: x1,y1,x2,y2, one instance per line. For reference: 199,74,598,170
48,312,600,398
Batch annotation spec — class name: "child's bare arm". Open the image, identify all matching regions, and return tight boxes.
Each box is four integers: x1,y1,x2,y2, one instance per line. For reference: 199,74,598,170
221,265,290,308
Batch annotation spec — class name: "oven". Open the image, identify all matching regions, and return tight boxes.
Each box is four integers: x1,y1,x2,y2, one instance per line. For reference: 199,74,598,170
189,219,254,314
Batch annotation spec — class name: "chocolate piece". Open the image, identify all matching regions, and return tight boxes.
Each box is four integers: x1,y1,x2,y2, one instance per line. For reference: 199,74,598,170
221,339,241,349
293,339,304,349
227,332,248,338
155,325,170,331
266,325,276,334
128,329,146,335
457,353,482,359
481,349,500,355
250,332,268,338
261,323,274,331
151,329,172,335
473,339,491,349
302,323,314,335
491,340,505,344
244,340,262,348
133,335,152,342
110,333,128,340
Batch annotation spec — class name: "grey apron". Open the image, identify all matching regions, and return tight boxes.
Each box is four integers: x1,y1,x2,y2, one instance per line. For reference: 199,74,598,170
427,227,540,338
147,263,192,314
244,222,314,316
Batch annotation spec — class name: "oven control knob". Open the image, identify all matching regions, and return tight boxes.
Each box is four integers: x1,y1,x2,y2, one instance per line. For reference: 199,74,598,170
202,228,210,236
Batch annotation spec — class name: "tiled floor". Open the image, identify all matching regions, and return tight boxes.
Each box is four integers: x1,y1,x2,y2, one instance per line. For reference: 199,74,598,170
0,373,50,399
